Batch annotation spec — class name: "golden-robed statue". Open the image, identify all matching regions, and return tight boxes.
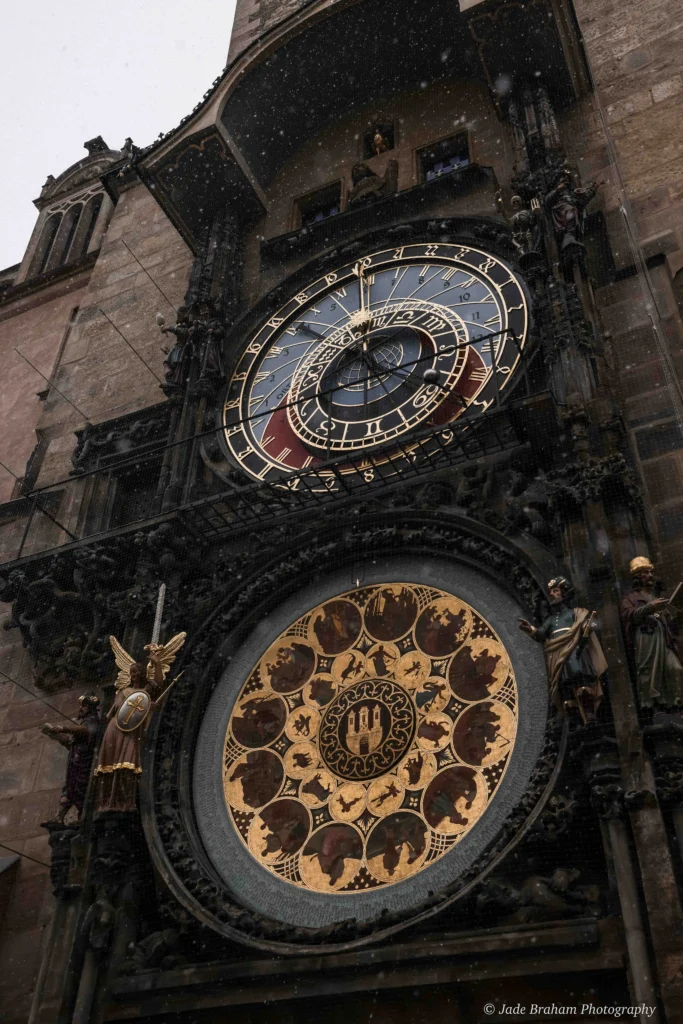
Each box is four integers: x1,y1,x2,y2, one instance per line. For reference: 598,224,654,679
621,556,683,713
92,631,186,815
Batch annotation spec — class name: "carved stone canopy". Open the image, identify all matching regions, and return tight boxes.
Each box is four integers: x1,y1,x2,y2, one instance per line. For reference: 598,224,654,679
84,136,110,155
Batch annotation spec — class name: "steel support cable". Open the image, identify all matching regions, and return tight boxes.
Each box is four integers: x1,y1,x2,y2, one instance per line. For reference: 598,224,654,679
2,339,522,560
24,328,519,500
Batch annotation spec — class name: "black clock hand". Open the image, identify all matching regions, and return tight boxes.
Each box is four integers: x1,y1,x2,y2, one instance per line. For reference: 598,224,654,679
361,351,396,406
297,323,327,341
365,327,409,354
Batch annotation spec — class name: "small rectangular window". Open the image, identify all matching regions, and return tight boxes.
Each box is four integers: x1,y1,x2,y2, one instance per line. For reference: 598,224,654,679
295,183,342,229
418,133,470,183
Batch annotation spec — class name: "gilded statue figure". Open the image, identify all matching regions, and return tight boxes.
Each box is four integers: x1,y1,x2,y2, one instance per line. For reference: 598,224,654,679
621,556,683,713
92,632,186,815
519,576,607,723
372,128,390,156
42,692,101,823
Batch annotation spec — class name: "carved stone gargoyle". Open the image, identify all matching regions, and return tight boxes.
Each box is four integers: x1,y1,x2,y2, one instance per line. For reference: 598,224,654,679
476,867,601,924
347,160,398,206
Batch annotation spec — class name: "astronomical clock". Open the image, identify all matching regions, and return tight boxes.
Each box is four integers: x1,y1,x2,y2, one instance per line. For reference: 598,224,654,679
191,559,548,933
166,238,550,939
222,243,528,485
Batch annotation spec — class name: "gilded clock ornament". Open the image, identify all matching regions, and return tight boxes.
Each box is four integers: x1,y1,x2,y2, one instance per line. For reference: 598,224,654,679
223,243,528,486
221,582,518,894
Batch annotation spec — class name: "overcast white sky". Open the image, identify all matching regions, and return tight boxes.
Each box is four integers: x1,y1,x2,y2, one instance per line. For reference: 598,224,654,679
2,1,238,270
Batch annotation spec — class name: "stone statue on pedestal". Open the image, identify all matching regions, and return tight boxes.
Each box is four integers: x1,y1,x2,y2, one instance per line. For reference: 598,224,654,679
621,556,683,714
347,161,398,206
544,170,601,254
520,576,607,723
92,633,186,816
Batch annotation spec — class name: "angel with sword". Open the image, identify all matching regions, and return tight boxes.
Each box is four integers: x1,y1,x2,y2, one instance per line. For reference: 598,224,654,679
93,586,186,815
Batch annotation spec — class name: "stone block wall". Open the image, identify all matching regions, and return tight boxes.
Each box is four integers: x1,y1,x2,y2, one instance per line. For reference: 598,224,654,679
0,185,192,1015
570,0,683,266
0,282,90,504
0,181,192,561
573,0,683,579
0,614,84,1023
30,183,192,493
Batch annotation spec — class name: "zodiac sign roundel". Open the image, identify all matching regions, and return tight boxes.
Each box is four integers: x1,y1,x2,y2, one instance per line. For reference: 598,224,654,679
222,582,517,894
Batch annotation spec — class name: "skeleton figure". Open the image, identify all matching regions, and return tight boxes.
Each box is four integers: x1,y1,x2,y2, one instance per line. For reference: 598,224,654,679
159,306,192,390
509,195,542,257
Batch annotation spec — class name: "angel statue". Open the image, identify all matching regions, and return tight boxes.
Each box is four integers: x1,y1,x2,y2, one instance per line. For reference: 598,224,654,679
92,632,186,816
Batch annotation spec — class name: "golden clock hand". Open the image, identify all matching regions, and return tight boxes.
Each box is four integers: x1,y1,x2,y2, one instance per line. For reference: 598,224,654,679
350,262,374,338
364,267,372,316
352,262,367,315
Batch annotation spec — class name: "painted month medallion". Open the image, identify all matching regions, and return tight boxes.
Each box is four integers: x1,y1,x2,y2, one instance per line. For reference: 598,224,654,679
222,582,518,894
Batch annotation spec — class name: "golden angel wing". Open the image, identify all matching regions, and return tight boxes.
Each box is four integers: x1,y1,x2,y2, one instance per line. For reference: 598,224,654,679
146,631,187,679
109,635,135,689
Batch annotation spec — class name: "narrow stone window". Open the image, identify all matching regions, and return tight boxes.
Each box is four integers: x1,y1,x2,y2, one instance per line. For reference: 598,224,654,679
72,193,104,258
418,132,470,182
57,204,83,267
295,182,342,228
32,212,62,275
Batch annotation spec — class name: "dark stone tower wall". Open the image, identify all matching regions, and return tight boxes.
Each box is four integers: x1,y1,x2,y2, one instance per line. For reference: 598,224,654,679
1,1,683,1021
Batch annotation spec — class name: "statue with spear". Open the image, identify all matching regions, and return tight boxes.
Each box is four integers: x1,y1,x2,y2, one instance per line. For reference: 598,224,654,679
92,584,186,816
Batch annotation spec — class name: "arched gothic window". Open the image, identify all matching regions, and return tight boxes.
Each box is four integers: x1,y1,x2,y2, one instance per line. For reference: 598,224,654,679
77,194,103,257
56,204,83,267
29,192,107,279
32,212,62,276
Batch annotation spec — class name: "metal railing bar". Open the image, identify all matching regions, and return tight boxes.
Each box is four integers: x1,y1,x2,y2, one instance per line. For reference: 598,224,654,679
25,328,521,499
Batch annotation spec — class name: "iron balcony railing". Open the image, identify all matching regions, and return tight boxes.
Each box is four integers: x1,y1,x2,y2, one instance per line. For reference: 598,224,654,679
0,328,546,567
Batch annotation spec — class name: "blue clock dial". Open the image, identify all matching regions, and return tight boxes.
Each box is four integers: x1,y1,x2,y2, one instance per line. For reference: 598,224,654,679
223,243,528,483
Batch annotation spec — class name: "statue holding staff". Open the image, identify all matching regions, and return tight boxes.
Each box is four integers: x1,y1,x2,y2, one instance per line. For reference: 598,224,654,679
519,576,607,724
621,556,683,713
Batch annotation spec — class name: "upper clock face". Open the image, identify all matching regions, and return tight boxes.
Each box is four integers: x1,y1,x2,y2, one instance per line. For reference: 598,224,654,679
223,243,528,483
